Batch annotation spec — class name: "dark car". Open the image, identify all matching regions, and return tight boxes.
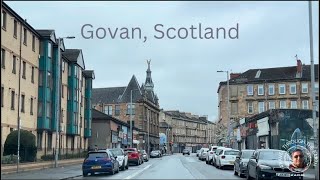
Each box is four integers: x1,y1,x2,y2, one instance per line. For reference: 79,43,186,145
82,150,120,177
124,148,143,165
182,149,190,155
247,149,303,180
233,149,254,178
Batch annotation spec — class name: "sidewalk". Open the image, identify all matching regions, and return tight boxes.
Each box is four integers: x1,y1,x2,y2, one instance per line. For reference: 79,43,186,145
1,158,83,175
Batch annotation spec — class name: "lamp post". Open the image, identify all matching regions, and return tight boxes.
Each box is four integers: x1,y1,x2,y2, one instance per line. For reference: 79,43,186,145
217,70,230,147
130,89,140,148
55,36,75,168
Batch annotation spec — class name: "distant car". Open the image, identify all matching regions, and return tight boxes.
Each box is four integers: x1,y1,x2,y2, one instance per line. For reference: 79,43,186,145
150,150,161,158
215,148,239,169
110,148,129,171
198,148,209,161
233,149,254,178
247,149,302,180
213,147,226,167
182,149,190,155
124,148,143,165
139,150,149,162
196,150,200,157
206,146,219,165
82,150,120,177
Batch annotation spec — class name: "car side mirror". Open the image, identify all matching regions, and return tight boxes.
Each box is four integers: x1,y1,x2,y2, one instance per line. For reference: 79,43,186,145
114,156,117,159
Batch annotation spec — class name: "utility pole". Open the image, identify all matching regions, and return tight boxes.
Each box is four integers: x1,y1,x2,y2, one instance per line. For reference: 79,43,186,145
308,2,318,180
130,90,133,148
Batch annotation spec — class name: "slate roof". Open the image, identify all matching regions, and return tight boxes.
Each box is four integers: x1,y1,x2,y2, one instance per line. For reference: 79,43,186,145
92,87,126,104
62,49,85,69
36,29,55,37
164,110,209,124
218,64,319,93
83,70,95,79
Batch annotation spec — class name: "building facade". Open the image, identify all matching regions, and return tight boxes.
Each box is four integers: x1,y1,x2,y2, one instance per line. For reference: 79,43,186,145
92,61,160,151
217,60,319,145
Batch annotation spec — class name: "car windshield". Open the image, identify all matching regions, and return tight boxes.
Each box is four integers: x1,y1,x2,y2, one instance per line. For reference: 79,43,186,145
259,151,290,160
86,152,109,159
224,150,239,155
110,149,123,156
140,150,146,153
124,148,136,152
151,151,159,153
241,151,254,158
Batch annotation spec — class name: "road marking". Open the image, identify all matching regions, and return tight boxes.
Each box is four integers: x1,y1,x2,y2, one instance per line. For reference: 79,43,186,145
123,164,152,179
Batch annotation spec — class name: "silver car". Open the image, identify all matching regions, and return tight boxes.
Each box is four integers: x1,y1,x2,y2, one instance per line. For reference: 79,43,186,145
109,148,129,171
198,148,209,161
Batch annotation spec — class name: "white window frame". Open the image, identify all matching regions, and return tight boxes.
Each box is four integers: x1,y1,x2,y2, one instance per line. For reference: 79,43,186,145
280,100,287,108
279,84,286,95
247,102,253,114
258,84,264,96
290,101,297,109
290,83,297,94
269,101,275,109
247,85,253,96
258,102,265,113
302,83,308,93
268,84,275,95
302,100,309,109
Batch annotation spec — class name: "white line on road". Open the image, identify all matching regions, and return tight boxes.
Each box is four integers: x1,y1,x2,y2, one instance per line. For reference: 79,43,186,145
123,164,152,179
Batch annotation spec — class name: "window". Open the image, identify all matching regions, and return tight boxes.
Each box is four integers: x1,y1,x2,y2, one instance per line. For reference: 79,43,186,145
23,28,27,45
280,100,287,108
39,71,43,86
247,85,253,96
290,100,297,109
1,86,4,107
11,90,15,110
269,101,275,109
47,102,51,118
12,55,16,74
62,61,65,72
258,84,264,96
47,133,52,149
258,102,265,113
302,100,309,109
1,48,5,68
279,84,286,95
115,105,120,116
30,97,33,115
127,104,135,115
13,20,17,37
47,72,52,89
61,85,64,98
32,35,35,51
21,94,25,112
247,102,253,114
268,84,275,95
231,102,238,115
31,67,34,83
38,102,42,117
315,83,319,93
302,83,308,93
290,83,297,94
48,42,52,58
37,132,42,149
2,11,7,29
22,61,26,79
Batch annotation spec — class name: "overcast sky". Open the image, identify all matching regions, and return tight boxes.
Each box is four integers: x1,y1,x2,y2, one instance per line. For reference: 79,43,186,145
5,1,319,122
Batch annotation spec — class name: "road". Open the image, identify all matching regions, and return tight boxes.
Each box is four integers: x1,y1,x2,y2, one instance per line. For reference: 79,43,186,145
74,153,241,179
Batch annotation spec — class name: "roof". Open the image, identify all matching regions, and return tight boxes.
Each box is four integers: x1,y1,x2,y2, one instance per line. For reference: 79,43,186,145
83,70,95,79
2,2,41,38
62,49,85,69
92,87,126,104
92,109,129,127
164,110,209,124
218,64,319,93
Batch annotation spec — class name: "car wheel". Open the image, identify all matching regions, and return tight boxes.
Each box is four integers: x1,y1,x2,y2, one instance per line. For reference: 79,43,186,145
246,169,251,180
83,172,88,177
255,173,260,180
121,161,125,171
206,160,208,164
126,161,129,169
117,165,120,173
111,166,115,175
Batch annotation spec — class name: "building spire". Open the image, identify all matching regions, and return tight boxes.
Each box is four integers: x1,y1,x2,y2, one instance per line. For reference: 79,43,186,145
145,59,154,91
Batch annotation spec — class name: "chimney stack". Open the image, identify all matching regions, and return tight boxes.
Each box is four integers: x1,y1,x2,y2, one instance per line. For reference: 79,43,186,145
296,59,302,78
230,73,241,79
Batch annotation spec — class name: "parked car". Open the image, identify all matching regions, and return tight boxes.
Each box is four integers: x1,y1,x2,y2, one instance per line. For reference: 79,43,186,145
206,146,219,165
139,150,149,162
110,148,129,171
215,148,239,169
82,150,120,177
150,150,161,158
247,149,302,180
182,149,190,155
196,150,200,157
124,148,143,166
213,147,226,166
198,148,209,161
233,149,254,178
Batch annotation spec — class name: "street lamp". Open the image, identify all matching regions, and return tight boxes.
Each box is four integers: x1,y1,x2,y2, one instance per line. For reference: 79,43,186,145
55,36,75,168
217,70,230,148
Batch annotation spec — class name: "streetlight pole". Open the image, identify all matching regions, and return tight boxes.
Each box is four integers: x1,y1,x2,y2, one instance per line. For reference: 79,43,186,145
217,70,230,147
130,90,133,148
308,2,318,180
55,36,75,168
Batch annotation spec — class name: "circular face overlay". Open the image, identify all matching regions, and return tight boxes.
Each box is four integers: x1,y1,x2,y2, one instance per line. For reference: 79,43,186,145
285,145,312,173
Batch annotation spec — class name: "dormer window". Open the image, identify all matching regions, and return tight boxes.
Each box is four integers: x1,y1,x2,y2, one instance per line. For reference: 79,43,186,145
255,70,261,78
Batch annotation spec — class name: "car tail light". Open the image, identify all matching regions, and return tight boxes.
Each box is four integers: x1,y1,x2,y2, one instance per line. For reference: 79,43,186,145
210,152,214,154
102,158,112,162
221,156,225,159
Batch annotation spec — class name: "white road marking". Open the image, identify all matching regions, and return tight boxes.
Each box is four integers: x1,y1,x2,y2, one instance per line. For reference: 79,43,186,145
123,164,152,179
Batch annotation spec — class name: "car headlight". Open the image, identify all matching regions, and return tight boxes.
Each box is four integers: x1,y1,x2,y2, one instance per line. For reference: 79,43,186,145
117,157,123,161
241,162,247,167
258,165,272,170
